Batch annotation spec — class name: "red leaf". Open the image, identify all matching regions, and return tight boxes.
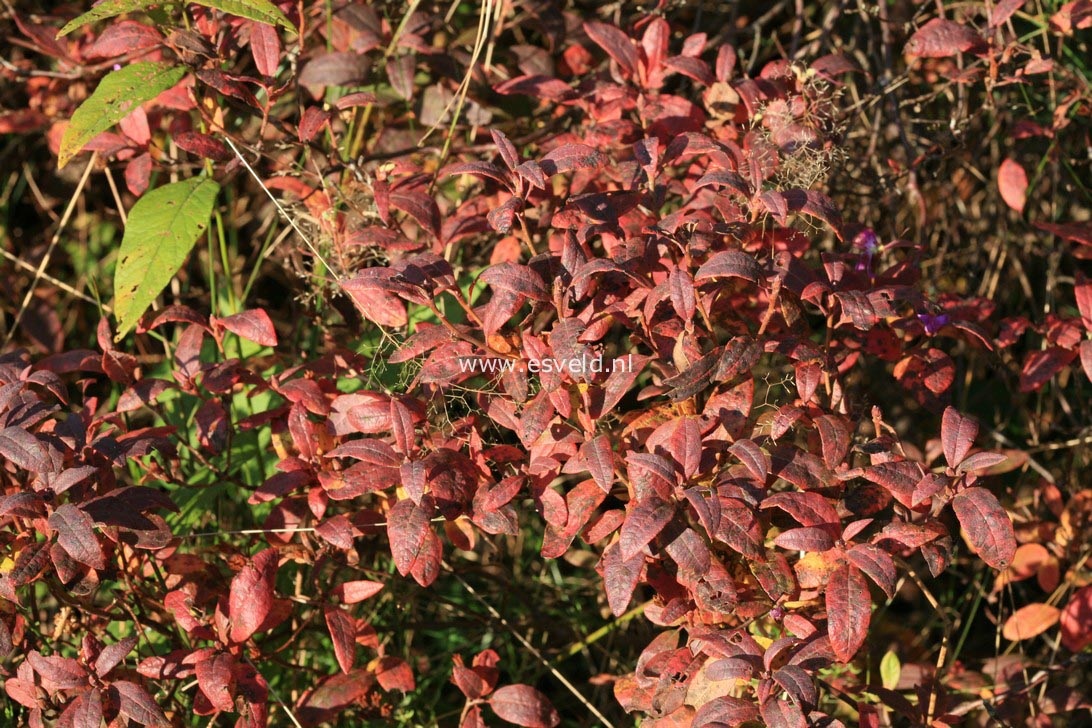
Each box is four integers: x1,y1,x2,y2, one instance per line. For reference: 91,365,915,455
375,656,415,692
956,451,1010,473
95,636,138,678
124,153,152,196
1082,340,1092,382
1060,585,1092,652
773,526,836,553
538,143,602,176
48,504,105,570
390,191,441,239
729,439,769,484
333,580,384,604
581,435,615,493
846,544,897,598
480,263,549,301
489,684,560,728
84,21,162,59
387,496,435,577
602,540,644,616
695,250,761,282
63,689,104,728
196,653,236,712
619,495,674,560
761,697,807,728
951,487,1017,569
215,309,277,347
905,18,983,57
28,651,87,689
762,491,839,528
228,548,279,643
112,680,168,726
941,406,978,469
174,131,231,162
298,106,332,143
998,158,1028,213
249,20,280,77
1075,272,1092,332
582,21,638,77
826,561,871,662
694,696,759,725
324,605,356,673
1019,347,1076,391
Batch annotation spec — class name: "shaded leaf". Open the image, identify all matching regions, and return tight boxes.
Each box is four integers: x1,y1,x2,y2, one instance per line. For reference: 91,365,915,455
489,684,560,727
951,487,1017,569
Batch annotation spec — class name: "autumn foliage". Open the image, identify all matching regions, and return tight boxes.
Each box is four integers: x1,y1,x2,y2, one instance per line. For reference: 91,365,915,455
1,1,1091,726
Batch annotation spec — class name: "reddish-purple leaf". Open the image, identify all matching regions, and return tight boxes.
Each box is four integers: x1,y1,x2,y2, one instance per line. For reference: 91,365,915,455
762,491,840,528
729,439,769,484
174,131,231,162
694,696,759,726
773,526,836,552
826,561,871,662
491,129,520,171
63,689,104,728
602,540,644,616
228,548,279,643
480,263,549,301
387,496,434,576
1019,347,1076,391
619,496,674,560
1076,272,1092,332
48,504,105,570
538,143,602,176
196,653,236,712
956,451,1010,473
390,191,441,239
124,153,152,196
905,18,984,57
375,656,415,692
999,158,1028,213
249,20,280,77
84,21,162,59
941,407,978,469
695,250,761,282
1061,585,1092,652
95,636,138,678
761,697,807,728
298,106,332,143
581,435,615,493
583,21,638,77
112,680,168,726
333,580,384,604
215,309,277,347
489,684,561,728
28,651,87,689
951,487,1017,569
325,605,356,674
846,544,897,598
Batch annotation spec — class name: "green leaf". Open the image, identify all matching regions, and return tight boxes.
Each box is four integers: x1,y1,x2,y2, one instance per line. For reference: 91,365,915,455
58,62,185,168
58,0,293,37
113,177,220,339
57,0,163,37
879,650,901,691
190,0,293,29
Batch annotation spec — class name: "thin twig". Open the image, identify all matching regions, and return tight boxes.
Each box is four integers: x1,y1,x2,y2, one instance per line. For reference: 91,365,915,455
4,154,96,347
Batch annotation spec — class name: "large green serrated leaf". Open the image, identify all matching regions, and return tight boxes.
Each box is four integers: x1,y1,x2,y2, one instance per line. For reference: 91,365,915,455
113,177,220,340
58,62,185,168
191,0,293,30
57,0,163,37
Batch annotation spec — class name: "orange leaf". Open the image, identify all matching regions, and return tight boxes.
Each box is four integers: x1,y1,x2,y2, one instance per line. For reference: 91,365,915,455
1002,603,1060,641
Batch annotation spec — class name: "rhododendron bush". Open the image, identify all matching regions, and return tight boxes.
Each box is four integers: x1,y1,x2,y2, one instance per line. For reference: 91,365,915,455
1,1,1090,726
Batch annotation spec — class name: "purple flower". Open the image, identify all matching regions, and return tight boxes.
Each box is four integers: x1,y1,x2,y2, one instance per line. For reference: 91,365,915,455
113,63,122,71
918,312,950,334
854,228,879,254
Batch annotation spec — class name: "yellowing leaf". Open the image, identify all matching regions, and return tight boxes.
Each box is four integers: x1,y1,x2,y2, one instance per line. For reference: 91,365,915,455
113,177,220,339
879,650,901,690
58,0,293,37
58,0,160,37
1002,603,1060,641
192,0,293,29
58,62,185,168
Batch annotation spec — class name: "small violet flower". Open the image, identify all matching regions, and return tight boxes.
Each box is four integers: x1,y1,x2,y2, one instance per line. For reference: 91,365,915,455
853,228,879,273
113,64,122,71
918,312,950,335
